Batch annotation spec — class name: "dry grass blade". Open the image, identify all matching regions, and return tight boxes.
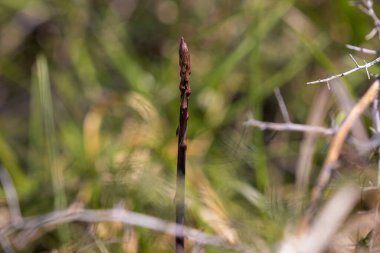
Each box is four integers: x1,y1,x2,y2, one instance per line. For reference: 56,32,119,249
0,166,22,225
296,86,331,191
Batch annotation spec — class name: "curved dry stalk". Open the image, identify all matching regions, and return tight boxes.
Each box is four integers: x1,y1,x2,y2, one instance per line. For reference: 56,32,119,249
298,78,380,233
0,208,256,253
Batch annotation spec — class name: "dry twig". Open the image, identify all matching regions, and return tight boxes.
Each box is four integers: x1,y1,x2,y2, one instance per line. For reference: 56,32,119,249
245,88,336,135
308,1,380,85
306,56,380,85
353,0,380,40
346,44,378,55
0,208,255,253
244,119,336,135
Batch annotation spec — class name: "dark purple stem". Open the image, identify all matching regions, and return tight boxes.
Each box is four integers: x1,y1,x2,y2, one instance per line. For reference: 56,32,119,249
175,36,191,253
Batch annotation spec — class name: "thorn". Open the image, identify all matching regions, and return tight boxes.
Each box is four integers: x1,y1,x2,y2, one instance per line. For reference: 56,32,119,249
349,54,359,67
365,60,371,79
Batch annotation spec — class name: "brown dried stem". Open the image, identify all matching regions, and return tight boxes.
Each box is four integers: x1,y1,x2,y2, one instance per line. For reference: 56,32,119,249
175,36,191,253
298,78,380,233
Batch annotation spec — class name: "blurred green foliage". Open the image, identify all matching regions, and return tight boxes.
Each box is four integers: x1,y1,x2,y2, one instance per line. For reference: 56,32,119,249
0,0,378,252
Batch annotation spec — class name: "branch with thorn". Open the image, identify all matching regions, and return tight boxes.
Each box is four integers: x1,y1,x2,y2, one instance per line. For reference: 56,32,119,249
306,54,379,85
308,1,380,85
352,0,380,40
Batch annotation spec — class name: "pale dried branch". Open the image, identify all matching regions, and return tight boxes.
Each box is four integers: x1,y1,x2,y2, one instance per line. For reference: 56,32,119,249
0,207,256,253
364,0,380,40
244,118,336,135
245,88,336,135
346,44,378,55
308,8,380,85
306,56,380,85
352,0,380,40
366,27,378,40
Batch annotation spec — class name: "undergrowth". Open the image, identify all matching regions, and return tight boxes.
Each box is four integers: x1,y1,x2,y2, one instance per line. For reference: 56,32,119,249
0,0,379,252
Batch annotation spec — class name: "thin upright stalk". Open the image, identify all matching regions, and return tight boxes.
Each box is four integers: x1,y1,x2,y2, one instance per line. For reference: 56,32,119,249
175,37,191,253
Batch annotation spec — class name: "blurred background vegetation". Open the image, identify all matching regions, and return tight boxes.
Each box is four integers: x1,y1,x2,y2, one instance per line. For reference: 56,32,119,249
0,0,379,252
